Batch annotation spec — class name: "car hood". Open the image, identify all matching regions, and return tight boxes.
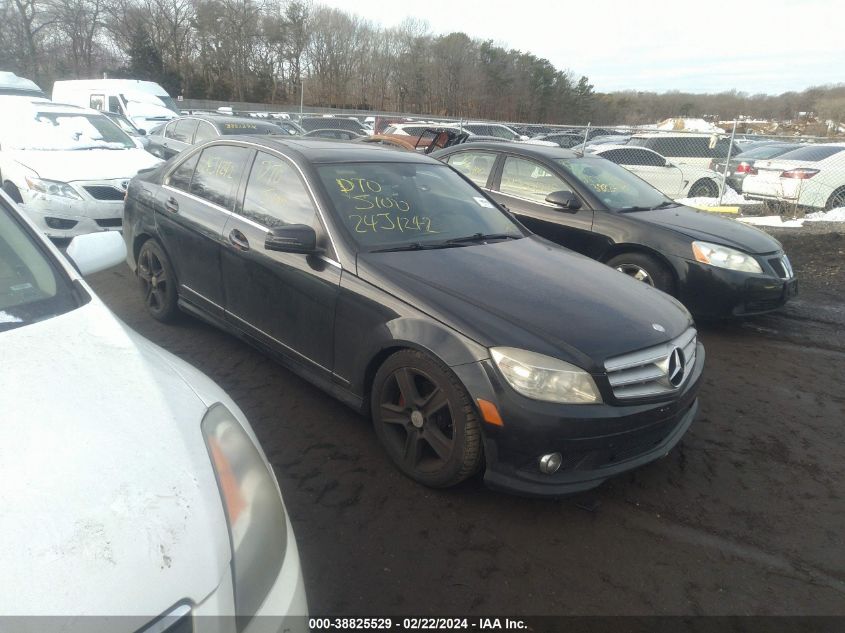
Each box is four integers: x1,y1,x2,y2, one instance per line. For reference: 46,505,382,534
0,301,231,615
357,237,693,369
627,205,781,254
10,147,162,182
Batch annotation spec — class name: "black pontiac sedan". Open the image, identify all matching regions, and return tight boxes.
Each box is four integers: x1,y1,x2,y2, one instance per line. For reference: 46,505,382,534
124,137,704,497
434,143,797,318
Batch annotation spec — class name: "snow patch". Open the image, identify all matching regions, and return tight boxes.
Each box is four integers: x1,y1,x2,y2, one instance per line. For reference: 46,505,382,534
804,207,845,222
737,216,806,228
676,187,760,206
0,311,23,324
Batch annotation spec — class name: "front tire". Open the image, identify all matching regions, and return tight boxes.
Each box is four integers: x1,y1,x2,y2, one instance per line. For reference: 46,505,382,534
371,349,482,488
688,178,720,198
137,239,180,323
606,252,674,294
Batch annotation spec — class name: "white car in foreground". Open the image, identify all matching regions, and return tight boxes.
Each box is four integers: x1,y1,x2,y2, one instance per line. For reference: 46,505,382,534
588,145,723,198
741,143,845,211
0,192,307,629
0,98,161,238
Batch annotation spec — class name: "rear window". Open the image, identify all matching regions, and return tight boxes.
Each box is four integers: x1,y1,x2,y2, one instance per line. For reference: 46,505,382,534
774,146,844,162
218,120,280,136
300,118,364,133
735,145,800,160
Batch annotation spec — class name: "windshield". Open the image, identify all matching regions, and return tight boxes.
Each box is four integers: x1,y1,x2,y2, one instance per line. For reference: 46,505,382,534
555,156,670,210
0,203,80,332
317,162,523,251
736,144,799,160
1,111,135,151
157,95,181,114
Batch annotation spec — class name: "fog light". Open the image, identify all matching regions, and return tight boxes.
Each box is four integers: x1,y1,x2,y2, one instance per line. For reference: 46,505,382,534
539,452,563,474
45,217,78,230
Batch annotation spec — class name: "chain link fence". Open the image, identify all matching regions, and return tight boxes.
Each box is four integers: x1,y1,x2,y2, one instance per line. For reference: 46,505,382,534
179,99,845,216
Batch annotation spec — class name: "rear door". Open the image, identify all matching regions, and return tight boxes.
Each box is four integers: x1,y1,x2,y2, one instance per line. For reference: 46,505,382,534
221,150,340,377
157,143,252,319
487,154,598,255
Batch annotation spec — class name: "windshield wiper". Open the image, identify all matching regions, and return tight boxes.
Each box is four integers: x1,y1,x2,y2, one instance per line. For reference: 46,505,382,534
444,232,521,245
617,205,653,213
369,242,455,253
650,201,679,210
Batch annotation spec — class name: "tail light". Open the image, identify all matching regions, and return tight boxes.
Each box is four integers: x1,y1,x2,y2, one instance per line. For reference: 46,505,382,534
734,162,753,174
781,168,819,179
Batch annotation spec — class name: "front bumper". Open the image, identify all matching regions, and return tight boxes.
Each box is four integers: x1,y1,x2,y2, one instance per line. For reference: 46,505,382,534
20,191,123,238
674,256,797,318
451,344,704,498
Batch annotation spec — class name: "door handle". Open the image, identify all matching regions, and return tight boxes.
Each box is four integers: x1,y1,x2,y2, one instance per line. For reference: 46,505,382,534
164,196,179,213
229,228,250,251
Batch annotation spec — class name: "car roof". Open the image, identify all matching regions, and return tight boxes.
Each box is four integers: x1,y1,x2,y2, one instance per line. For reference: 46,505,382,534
591,144,646,152
442,141,580,160
176,114,270,127
631,132,719,138
224,136,444,164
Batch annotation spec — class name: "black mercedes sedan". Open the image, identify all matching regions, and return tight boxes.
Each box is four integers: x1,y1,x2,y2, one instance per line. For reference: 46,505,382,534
124,137,704,497
146,114,282,160
433,143,797,318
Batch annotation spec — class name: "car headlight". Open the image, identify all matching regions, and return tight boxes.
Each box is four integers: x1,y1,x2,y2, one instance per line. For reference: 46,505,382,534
691,240,762,274
491,347,601,404
202,403,287,623
24,176,83,200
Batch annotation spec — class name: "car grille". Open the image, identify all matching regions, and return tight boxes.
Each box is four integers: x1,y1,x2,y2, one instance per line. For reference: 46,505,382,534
604,327,697,400
768,255,793,279
84,185,126,201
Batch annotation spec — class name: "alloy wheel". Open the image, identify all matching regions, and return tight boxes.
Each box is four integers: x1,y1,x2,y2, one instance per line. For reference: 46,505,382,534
138,246,169,313
615,263,655,286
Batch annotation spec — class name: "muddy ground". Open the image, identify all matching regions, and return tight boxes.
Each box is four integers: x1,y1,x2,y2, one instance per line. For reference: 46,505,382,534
87,225,845,617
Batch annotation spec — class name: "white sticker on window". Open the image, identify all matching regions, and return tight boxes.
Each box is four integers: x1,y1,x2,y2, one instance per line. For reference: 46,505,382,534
474,196,494,208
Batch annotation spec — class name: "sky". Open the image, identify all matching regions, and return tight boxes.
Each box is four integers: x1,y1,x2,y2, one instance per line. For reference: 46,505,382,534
317,0,845,95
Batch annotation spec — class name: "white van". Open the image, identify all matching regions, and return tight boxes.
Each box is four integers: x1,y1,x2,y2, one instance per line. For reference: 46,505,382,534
51,79,180,133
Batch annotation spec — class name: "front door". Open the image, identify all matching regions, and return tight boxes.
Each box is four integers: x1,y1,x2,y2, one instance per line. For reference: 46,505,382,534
221,150,340,377
488,155,597,255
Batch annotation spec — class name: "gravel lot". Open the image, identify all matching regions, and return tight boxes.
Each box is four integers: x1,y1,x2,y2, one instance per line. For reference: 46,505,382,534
86,226,845,616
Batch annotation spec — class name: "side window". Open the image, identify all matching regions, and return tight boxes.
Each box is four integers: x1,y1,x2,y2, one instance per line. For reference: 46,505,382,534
446,151,496,187
107,96,122,114
166,152,200,192
499,156,570,203
172,118,199,143
241,152,316,228
194,121,217,144
89,94,105,110
612,148,665,166
190,145,250,210
164,120,181,139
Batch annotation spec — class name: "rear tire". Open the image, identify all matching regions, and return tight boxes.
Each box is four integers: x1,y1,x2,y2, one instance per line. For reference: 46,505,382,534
3,181,23,203
688,179,720,198
606,252,674,295
137,239,180,323
825,187,845,211
371,349,482,488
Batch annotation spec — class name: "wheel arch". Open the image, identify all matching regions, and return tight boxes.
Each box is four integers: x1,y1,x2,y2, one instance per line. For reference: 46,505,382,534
600,243,681,295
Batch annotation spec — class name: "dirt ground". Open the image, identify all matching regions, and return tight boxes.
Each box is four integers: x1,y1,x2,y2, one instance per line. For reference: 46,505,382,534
86,224,845,617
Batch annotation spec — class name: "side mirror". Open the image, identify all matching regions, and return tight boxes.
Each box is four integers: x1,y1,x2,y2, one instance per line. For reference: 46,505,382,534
265,224,319,254
66,231,126,276
138,128,147,136
545,190,582,211
664,160,673,167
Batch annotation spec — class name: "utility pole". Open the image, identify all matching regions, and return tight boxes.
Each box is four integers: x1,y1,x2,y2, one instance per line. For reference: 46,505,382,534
300,80,305,115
